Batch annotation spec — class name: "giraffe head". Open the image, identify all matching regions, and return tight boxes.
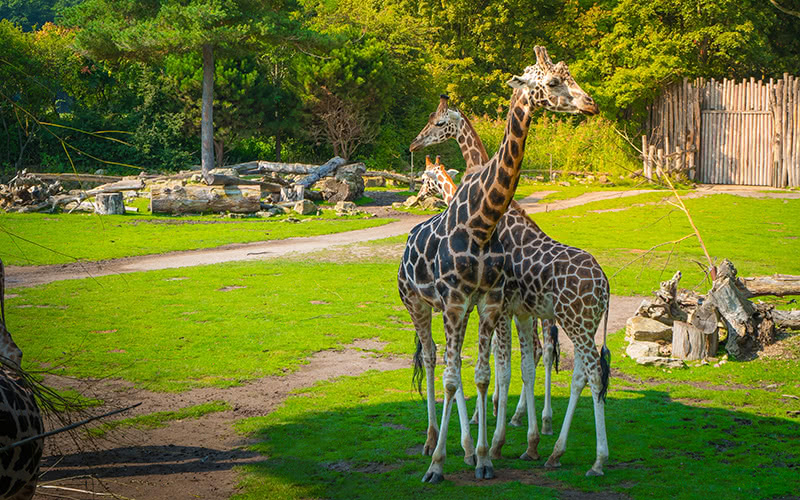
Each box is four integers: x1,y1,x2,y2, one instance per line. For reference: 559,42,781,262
507,46,599,115
409,94,465,152
0,259,22,368
417,155,458,203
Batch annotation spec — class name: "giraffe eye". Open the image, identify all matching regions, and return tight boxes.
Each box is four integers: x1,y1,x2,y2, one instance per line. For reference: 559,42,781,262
547,78,561,87
434,120,446,127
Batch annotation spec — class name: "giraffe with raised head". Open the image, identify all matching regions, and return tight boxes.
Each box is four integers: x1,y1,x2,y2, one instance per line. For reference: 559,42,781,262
0,259,44,500
408,47,613,477
399,46,600,483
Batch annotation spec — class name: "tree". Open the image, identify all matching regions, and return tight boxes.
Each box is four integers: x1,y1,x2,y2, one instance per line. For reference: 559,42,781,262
0,0,81,31
63,0,306,183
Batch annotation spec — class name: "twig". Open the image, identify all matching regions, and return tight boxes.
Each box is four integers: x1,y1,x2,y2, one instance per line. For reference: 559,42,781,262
0,403,141,454
611,234,695,279
37,485,135,500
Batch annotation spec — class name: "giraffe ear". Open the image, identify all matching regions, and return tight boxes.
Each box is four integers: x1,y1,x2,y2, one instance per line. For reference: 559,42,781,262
446,169,458,179
507,75,527,89
425,155,432,166
424,171,437,179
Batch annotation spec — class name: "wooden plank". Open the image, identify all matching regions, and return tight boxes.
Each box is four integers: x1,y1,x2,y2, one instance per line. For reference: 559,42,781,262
32,173,124,183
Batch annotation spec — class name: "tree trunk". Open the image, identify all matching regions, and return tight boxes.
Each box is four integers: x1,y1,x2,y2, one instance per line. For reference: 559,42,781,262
671,321,714,360
275,131,282,162
201,43,215,185
740,275,800,297
214,138,224,169
294,156,347,187
150,184,260,214
773,310,800,330
94,193,124,215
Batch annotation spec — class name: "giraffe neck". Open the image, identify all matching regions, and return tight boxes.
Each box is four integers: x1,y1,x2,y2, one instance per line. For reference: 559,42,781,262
454,89,532,243
455,113,489,173
435,170,457,204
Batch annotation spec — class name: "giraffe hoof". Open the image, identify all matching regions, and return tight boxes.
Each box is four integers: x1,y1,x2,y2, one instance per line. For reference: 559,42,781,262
464,454,476,466
520,452,539,461
475,465,495,480
544,457,561,469
509,418,522,428
469,417,478,425
586,468,604,477
422,471,444,484
422,445,435,457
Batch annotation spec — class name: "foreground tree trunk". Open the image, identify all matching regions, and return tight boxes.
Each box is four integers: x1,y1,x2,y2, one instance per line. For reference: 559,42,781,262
150,184,260,214
201,43,215,185
94,193,124,215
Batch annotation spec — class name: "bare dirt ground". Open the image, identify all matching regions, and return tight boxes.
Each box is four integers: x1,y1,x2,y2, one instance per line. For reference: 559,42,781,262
18,185,798,499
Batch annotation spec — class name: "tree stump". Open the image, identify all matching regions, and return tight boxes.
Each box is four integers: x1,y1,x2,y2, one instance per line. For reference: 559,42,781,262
671,321,715,360
94,193,124,215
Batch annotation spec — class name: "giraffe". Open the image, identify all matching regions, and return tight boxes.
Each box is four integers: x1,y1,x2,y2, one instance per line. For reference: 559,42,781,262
399,46,599,483
418,153,559,432
409,49,612,477
0,259,44,500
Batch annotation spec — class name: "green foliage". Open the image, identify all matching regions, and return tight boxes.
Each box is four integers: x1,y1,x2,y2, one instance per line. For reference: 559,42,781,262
0,0,81,31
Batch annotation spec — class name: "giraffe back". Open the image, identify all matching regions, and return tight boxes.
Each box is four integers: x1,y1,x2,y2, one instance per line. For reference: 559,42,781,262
0,369,42,500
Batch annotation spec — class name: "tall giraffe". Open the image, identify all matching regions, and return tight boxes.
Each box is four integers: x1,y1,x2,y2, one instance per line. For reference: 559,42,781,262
399,46,599,483
0,259,44,500
419,154,558,432
409,49,612,477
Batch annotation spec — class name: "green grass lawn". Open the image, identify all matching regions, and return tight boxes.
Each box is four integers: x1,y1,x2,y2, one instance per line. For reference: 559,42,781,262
0,211,393,266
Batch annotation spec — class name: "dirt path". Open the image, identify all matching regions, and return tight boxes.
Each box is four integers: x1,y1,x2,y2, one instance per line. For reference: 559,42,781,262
2,188,667,289
34,340,407,500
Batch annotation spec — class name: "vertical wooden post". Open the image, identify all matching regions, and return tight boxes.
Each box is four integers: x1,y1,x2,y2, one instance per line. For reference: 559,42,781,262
201,43,215,185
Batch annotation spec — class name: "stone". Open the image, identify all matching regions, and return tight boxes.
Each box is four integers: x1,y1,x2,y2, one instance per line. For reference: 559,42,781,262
293,199,317,215
334,200,360,216
364,176,385,188
402,195,421,208
420,197,446,210
626,316,673,342
598,174,610,184
94,169,106,175
625,341,661,360
635,356,686,369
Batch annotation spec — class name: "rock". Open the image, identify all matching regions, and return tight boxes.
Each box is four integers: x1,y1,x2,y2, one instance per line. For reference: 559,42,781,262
625,341,661,360
364,176,385,188
335,201,360,216
209,168,238,177
94,169,106,175
403,195,421,208
626,316,673,342
318,164,365,203
635,298,673,325
635,356,686,369
391,202,404,210
293,199,317,215
559,181,571,187
586,175,596,182
420,197,446,210
598,174,610,184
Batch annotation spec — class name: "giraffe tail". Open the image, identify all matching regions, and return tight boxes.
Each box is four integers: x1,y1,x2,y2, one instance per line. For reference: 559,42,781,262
549,323,560,374
412,336,424,397
598,304,611,403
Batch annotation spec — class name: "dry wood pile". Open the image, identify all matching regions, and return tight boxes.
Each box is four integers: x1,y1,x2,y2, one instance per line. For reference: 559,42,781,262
1,156,414,215
626,260,800,367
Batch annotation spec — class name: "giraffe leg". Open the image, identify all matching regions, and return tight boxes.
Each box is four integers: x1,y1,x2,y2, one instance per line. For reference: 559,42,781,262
489,315,512,460
474,300,501,480
541,319,556,435
470,332,496,425
510,318,541,428
515,314,540,461
492,332,499,417
405,300,439,456
455,380,476,465
586,348,609,476
545,347,588,469
422,307,468,484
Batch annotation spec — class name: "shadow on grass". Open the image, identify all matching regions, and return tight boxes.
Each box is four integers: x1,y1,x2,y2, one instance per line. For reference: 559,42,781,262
233,373,800,500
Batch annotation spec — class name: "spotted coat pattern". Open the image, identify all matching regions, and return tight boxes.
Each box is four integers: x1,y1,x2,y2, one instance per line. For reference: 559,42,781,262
399,46,605,483
408,47,611,477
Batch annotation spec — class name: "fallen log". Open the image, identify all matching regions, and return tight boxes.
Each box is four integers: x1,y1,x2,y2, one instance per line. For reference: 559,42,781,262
295,157,348,187
87,179,145,195
773,310,800,330
34,173,124,183
740,275,800,297
150,184,261,214
229,161,322,175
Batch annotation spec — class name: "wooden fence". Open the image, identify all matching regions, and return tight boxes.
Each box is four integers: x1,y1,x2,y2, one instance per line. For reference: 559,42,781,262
642,74,800,187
